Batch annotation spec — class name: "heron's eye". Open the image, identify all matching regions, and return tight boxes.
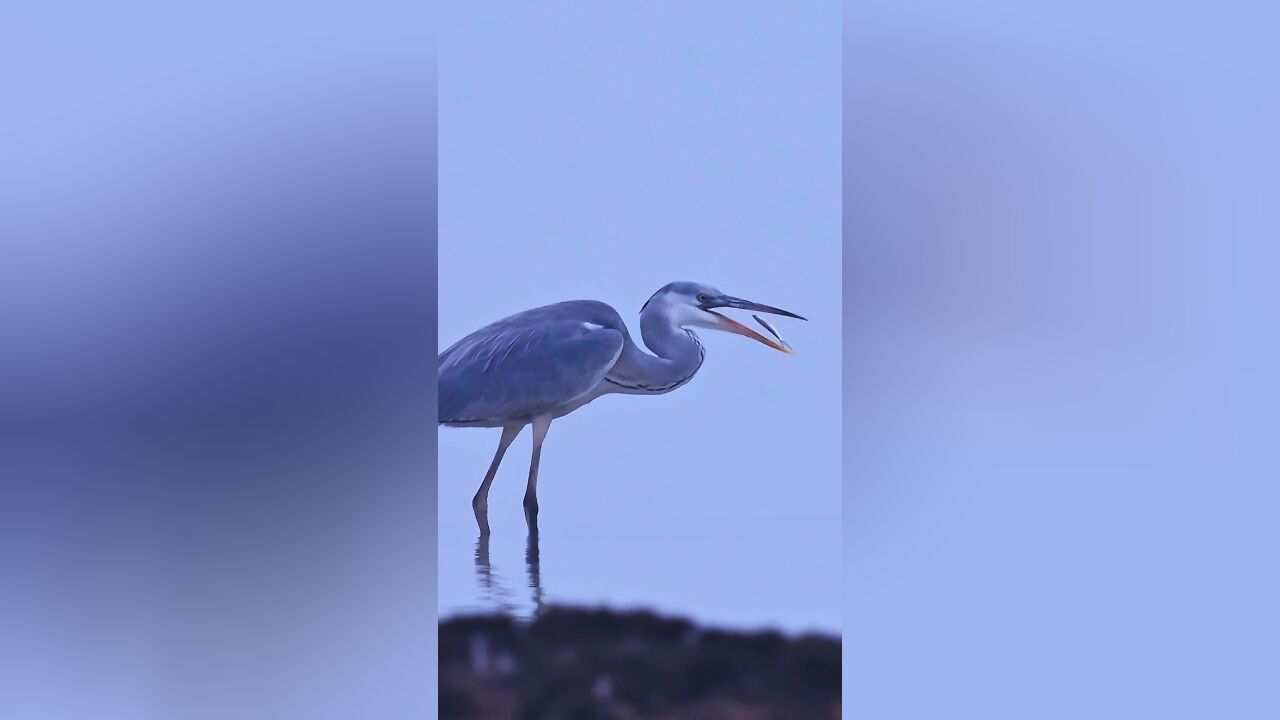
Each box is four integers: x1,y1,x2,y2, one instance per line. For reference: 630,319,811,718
697,293,710,304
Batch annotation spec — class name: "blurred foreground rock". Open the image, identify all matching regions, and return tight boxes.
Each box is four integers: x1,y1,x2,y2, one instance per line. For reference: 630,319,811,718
440,606,840,720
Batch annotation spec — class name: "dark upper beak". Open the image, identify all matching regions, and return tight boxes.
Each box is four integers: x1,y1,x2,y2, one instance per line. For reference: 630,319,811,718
701,295,807,321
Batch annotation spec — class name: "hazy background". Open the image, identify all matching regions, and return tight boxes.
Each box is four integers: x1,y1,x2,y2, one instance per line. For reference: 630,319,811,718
438,2,841,633
1,2,437,718
845,1,1280,717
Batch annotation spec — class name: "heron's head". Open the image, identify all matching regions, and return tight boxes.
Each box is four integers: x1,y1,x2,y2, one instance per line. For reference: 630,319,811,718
640,281,806,353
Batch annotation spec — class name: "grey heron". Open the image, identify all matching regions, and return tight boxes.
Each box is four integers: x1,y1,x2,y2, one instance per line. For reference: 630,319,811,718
438,281,804,533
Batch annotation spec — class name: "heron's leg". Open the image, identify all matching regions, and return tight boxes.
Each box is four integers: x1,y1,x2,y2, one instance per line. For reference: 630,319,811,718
473,423,523,535
523,414,553,521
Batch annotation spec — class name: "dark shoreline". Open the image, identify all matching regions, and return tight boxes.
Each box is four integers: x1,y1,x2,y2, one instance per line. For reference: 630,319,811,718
440,606,841,719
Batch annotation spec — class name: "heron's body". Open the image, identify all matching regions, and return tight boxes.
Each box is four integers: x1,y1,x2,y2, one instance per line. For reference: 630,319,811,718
439,300,705,427
438,282,802,533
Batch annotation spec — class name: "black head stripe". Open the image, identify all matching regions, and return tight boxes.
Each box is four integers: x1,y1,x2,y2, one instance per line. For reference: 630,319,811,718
640,288,663,313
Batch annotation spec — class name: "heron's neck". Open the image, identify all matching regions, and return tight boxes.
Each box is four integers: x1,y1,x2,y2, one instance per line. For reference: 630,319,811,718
606,315,704,394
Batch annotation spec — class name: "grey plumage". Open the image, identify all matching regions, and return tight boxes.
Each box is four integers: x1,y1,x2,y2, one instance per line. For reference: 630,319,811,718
438,281,804,532
438,301,626,426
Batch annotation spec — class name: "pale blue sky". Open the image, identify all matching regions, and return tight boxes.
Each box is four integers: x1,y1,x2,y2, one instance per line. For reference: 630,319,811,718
437,2,841,631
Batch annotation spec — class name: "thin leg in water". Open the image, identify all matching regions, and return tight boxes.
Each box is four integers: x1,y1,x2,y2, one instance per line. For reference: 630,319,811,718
473,423,523,535
523,414,553,524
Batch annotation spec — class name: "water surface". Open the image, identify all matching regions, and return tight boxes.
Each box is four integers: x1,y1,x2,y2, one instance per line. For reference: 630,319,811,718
438,399,841,635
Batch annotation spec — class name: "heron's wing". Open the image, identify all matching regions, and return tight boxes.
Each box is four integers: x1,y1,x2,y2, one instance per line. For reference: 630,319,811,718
438,308,624,424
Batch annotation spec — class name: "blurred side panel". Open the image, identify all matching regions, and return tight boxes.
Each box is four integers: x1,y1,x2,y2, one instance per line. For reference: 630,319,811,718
0,2,437,718
844,1,1280,718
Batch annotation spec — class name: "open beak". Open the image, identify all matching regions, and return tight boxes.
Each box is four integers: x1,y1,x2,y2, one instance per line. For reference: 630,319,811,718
701,295,806,354
711,296,807,321
705,311,793,353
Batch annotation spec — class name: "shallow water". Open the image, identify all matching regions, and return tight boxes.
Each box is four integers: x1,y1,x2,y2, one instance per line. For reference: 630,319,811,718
437,390,842,635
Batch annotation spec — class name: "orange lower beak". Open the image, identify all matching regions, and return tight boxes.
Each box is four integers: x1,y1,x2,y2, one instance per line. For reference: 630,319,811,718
707,310,792,353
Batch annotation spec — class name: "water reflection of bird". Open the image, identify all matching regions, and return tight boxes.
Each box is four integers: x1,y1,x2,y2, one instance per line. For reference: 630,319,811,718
439,282,804,533
473,534,515,614
472,513,544,617
526,515,543,612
